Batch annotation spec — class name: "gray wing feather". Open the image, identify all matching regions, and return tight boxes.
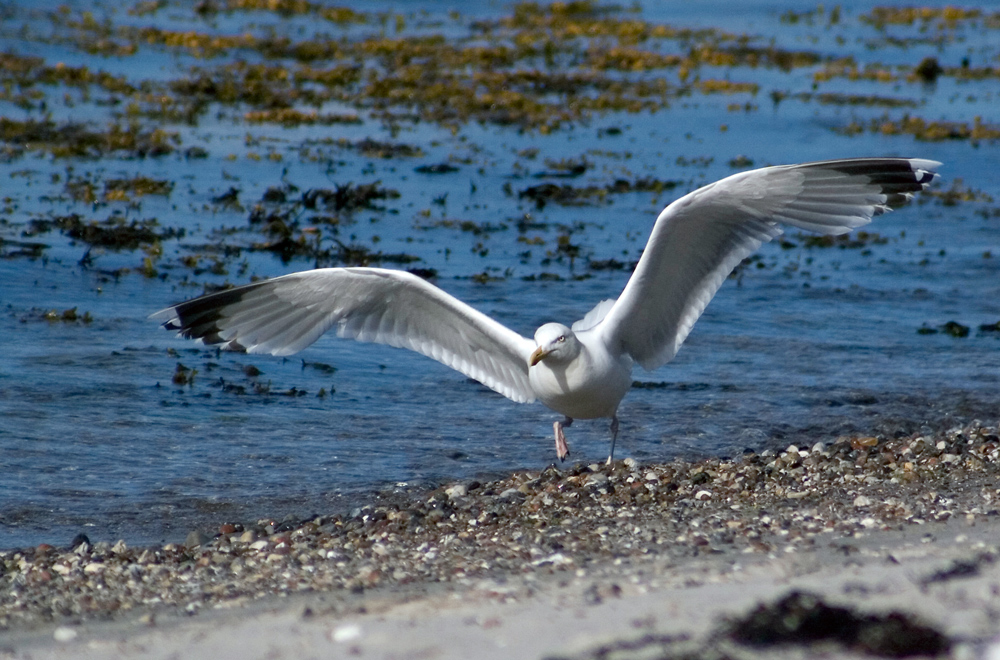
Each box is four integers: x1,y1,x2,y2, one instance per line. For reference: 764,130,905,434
151,268,536,403
597,157,940,370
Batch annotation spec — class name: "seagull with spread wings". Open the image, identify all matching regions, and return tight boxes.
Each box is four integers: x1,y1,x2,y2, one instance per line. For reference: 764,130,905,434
153,158,940,464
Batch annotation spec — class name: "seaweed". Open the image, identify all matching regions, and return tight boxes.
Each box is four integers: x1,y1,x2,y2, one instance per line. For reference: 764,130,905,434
31,214,183,250
727,590,950,657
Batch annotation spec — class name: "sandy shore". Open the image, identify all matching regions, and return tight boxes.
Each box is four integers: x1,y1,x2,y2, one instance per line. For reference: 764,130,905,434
6,519,1000,660
4,421,1000,659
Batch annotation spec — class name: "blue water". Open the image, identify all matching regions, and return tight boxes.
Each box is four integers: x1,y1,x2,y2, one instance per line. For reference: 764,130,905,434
2,0,1000,549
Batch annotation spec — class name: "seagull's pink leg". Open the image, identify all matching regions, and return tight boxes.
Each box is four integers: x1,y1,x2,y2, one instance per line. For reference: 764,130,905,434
554,417,573,461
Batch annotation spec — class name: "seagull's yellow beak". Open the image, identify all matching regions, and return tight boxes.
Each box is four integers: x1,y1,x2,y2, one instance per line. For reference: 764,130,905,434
529,346,549,367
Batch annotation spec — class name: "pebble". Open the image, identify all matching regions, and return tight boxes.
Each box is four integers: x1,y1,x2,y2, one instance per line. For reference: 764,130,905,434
53,626,78,642
330,623,362,643
498,488,522,500
445,484,468,499
586,473,609,486
185,531,211,548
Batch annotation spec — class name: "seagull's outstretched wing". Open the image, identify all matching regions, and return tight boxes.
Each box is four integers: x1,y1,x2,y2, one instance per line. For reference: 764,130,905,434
151,268,537,403
597,157,940,371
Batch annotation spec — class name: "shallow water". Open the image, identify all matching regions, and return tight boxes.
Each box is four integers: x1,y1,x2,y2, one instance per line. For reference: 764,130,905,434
2,0,1000,548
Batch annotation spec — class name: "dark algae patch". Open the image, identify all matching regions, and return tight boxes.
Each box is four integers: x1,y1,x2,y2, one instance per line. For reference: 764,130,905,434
29,215,182,251
518,178,681,209
727,590,950,657
0,119,179,159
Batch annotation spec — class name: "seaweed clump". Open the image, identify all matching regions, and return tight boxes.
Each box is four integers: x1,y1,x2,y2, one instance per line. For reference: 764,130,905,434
727,590,951,657
0,119,179,158
29,214,183,250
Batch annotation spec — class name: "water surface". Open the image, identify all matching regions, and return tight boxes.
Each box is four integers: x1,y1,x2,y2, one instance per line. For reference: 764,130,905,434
2,0,999,548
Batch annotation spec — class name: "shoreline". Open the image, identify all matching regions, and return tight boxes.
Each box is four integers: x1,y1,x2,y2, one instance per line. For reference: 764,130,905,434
4,420,1000,658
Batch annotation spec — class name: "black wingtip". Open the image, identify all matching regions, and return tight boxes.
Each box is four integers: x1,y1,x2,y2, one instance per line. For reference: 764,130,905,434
156,281,267,347
816,158,940,200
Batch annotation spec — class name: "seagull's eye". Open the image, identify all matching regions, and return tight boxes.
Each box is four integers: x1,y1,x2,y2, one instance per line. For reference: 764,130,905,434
557,336,566,343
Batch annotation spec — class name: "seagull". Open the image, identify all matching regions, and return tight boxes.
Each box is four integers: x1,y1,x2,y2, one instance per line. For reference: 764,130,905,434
153,158,939,464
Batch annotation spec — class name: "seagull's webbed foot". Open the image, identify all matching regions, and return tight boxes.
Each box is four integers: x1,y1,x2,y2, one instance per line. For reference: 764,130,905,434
606,415,619,466
554,417,573,462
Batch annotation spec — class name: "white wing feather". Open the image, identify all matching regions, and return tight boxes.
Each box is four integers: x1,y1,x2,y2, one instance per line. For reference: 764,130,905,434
597,158,940,370
151,268,537,403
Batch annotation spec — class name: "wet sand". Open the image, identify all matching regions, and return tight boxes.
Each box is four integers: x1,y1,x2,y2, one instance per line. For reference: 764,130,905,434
4,421,1000,658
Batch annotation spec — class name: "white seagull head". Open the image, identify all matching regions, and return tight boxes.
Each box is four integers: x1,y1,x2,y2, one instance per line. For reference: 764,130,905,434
529,323,579,367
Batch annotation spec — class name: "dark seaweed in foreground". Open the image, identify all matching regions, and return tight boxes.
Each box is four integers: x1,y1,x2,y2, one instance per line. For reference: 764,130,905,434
727,590,951,657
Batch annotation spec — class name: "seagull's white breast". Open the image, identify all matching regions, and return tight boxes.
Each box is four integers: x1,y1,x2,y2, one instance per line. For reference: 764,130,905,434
528,331,633,420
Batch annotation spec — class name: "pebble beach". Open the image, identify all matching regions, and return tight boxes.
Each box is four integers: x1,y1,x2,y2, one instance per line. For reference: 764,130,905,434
5,420,1000,658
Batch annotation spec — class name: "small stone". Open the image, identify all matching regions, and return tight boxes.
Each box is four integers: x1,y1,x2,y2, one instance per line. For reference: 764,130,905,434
851,436,878,450
854,495,872,507
695,490,712,500
249,540,269,551
84,562,105,574
586,473,609,486
220,523,238,535
498,488,522,500
239,530,257,543
445,484,468,499
53,626,78,642
330,623,362,643
69,534,91,553
531,552,573,566
185,530,212,548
